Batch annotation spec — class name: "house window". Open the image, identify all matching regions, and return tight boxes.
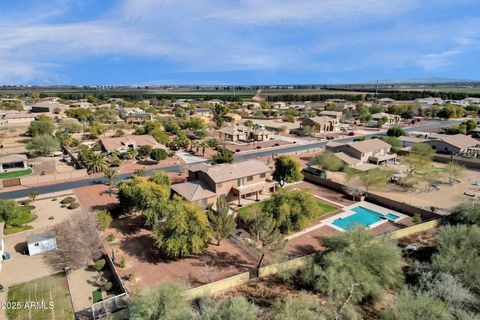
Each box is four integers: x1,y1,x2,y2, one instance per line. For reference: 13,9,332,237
237,178,244,187
247,175,253,181
260,173,266,178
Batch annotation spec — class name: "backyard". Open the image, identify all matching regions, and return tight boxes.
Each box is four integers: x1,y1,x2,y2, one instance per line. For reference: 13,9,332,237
7,273,74,320
238,197,338,222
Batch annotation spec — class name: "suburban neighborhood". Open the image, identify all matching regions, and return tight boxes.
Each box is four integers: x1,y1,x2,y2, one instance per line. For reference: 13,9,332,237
0,87,479,320
1,0,480,319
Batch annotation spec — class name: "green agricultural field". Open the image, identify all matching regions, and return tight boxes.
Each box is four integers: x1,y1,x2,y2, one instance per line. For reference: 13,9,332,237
7,273,74,320
0,168,32,180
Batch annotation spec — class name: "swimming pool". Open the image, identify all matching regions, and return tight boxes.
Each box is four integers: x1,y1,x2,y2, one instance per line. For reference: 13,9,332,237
332,206,399,231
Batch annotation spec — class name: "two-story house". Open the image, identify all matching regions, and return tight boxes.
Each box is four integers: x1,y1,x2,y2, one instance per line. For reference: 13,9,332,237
171,160,276,208
326,138,397,166
216,125,274,142
301,116,340,134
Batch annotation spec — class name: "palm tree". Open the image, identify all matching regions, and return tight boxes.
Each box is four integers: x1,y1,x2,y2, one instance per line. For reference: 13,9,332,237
104,168,117,186
85,152,108,173
200,141,208,157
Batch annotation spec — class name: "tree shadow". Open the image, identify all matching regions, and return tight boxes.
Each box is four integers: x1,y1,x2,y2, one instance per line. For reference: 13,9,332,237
118,234,163,265
111,215,144,236
196,250,254,271
136,160,157,166
286,244,317,257
14,241,28,254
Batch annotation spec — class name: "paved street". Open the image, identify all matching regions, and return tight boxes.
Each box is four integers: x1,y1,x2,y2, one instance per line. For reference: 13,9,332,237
0,120,460,200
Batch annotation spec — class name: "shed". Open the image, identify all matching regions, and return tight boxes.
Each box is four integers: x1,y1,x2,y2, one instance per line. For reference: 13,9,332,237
27,230,57,256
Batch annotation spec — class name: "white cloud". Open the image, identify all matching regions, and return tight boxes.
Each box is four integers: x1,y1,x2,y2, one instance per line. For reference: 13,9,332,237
0,0,478,83
207,0,420,25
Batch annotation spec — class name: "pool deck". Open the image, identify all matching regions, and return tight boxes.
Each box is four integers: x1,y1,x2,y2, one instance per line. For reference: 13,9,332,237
322,201,410,233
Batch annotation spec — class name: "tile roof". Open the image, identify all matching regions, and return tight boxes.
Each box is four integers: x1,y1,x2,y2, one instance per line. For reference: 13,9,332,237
346,138,391,153
437,134,479,149
100,134,160,152
171,180,216,201
191,160,272,183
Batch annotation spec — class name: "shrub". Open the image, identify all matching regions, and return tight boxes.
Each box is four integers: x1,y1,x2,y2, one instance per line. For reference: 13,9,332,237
104,282,113,292
52,198,57,201
413,213,422,224
95,210,112,231
68,202,80,209
118,257,126,268
149,148,167,161
60,196,76,204
106,234,115,242
129,272,136,281
94,259,106,271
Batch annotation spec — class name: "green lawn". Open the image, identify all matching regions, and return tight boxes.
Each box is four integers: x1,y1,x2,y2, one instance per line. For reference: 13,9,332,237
238,202,266,220
4,205,37,235
92,290,103,304
415,167,447,176
238,198,338,221
7,273,74,320
0,168,32,180
313,200,338,218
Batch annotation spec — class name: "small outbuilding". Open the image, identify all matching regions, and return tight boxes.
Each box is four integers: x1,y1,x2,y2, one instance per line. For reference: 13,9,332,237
27,230,57,256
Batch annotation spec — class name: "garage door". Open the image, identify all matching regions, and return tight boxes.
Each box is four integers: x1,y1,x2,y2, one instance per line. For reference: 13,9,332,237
2,178,21,188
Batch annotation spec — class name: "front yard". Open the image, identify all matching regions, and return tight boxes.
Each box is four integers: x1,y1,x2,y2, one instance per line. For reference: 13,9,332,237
4,205,36,235
0,168,32,180
7,273,74,320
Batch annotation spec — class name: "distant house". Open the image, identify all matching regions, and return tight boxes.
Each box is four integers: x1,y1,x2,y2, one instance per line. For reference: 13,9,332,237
99,134,161,153
377,98,396,105
326,138,397,165
27,230,57,256
193,108,213,117
171,160,275,207
119,108,151,124
371,113,400,124
216,125,274,142
424,134,480,155
0,154,28,173
301,116,340,133
414,97,444,105
398,136,428,147
30,101,68,114
2,112,36,124
319,111,343,121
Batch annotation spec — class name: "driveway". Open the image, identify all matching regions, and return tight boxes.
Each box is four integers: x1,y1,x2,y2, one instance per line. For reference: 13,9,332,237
0,232,58,288
176,150,206,164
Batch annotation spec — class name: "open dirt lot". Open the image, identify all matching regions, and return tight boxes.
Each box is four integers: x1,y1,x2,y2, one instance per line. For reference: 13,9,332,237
104,215,256,291
371,163,480,211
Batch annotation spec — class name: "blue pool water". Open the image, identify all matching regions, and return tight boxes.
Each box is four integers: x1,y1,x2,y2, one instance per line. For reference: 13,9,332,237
332,206,398,231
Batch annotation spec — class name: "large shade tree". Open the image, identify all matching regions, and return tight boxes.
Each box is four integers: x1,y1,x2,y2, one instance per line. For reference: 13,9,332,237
273,155,303,184
153,196,211,258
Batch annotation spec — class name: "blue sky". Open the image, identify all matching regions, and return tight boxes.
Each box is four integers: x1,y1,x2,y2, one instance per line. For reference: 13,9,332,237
0,0,479,85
